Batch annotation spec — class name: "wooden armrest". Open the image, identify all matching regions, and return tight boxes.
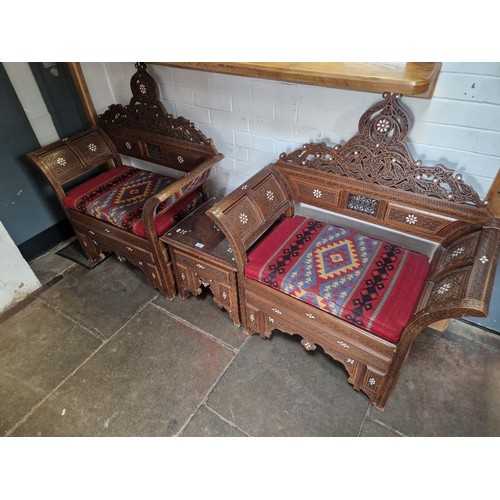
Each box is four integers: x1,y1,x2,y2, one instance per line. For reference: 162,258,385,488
142,153,223,238
206,166,293,269
407,222,500,335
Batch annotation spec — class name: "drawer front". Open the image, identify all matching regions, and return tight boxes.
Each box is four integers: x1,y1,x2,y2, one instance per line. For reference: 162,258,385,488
245,286,394,373
174,250,233,286
72,217,154,266
71,211,146,246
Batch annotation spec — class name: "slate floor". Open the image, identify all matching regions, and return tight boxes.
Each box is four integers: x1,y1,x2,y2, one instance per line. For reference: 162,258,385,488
1,241,499,438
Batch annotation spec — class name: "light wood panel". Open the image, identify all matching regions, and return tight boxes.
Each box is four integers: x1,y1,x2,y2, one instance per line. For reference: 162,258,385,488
486,169,500,218
68,62,98,126
157,62,442,97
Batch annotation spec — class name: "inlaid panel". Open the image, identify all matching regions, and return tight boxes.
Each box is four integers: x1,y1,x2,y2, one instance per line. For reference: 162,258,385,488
386,204,452,237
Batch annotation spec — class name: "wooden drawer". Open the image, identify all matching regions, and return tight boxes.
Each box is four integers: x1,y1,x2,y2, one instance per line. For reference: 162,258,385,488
174,249,233,286
245,284,394,374
71,214,155,266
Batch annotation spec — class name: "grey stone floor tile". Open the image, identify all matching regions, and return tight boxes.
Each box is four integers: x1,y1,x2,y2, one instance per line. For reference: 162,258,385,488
11,303,234,437
448,319,500,350
29,238,77,285
0,299,102,434
206,333,370,436
39,257,158,339
358,419,402,437
154,288,247,349
1,375,46,436
369,327,500,436
180,405,247,437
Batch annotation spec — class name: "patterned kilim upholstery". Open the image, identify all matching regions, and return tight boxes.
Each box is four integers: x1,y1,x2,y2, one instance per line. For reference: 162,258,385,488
64,166,203,237
245,215,430,343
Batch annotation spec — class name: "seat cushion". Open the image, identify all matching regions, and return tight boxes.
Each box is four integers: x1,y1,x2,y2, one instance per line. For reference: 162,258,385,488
245,215,430,343
63,166,203,237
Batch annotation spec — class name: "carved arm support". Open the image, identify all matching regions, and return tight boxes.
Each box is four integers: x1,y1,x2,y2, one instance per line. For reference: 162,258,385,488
206,166,294,271
402,221,500,344
142,153,224,241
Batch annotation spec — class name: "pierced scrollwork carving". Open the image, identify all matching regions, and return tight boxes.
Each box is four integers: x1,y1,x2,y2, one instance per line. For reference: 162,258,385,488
347,193,379,216
279,93,486,207
98,63,212,145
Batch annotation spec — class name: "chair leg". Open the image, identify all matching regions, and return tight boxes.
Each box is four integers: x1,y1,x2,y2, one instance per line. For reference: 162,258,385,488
76,233,106,263
156,263,177,300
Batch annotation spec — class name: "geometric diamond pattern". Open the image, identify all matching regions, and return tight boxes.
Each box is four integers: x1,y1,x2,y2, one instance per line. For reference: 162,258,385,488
245,215,431,342
114,180,155,205
64,165,208,237
314,238,360,279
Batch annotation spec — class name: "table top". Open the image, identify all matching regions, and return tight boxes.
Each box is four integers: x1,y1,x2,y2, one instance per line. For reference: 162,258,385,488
161,197,235,265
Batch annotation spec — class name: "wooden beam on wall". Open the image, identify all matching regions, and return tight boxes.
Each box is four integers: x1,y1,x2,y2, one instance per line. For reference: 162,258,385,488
486,169,500,218
68,62,97,127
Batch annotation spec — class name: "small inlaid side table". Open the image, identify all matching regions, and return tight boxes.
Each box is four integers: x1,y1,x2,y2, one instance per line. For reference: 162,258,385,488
161,197,240,326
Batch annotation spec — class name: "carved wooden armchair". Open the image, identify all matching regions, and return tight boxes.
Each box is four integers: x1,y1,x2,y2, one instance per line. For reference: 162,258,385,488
27,63,223,299
208,93,500,409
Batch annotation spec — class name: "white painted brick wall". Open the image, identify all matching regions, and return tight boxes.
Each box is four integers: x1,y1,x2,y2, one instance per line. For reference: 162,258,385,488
160,85,193,105
83,62,500,200
194,89,231,111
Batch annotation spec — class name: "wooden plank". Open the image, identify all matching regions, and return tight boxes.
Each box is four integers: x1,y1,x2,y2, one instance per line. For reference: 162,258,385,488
156,62,442,97
430,319,450,332
486,169,500,218
68,62,98,126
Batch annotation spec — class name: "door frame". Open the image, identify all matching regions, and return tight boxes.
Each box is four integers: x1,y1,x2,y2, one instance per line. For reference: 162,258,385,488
68,62,98,126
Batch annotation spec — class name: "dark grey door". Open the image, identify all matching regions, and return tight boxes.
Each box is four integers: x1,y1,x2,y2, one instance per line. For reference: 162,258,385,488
0,63,88,260
29,63,88,138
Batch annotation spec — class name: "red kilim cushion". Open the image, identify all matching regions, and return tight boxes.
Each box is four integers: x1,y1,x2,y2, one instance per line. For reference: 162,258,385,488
245,215,430,343
64,166,203,237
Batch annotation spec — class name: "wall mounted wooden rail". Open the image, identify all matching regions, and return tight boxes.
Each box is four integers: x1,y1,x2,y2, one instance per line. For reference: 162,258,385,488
156,62,442,98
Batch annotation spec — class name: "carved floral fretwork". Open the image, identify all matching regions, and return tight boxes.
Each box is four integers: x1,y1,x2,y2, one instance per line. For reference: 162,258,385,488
279,93,485,207
98,63,211,145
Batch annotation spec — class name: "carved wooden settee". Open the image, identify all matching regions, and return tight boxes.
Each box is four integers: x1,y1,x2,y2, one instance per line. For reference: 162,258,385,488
27,63,223,299
207,93,499,410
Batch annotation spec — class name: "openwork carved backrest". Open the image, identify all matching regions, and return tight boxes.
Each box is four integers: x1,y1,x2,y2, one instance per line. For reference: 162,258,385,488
274,93,494,241
280,93,487,208
99,63,211,144
98,63,218,172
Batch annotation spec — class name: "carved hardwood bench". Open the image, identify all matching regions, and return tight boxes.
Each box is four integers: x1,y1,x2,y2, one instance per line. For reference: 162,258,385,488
27,63,223,299
207,93,499,410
